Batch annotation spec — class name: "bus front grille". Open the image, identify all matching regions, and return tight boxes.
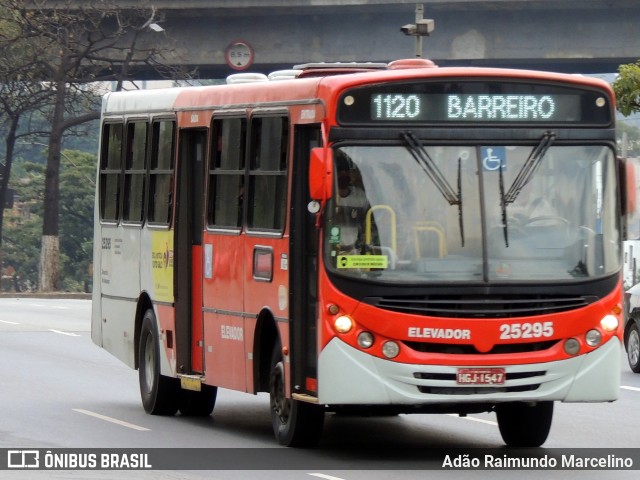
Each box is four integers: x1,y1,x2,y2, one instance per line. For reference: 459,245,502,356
416,384,540,395
413,370,545,395
365,294,597,318
403,339,559,355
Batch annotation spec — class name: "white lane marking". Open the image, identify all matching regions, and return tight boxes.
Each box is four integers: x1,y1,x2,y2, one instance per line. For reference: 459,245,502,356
49,329,80,337
621,385,640,392
447,413,498,426
73,409,150,431
0,320,20,325
308,474,347,480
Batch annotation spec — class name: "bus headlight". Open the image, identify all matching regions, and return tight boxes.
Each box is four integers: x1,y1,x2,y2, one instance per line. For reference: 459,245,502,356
585,329,602,347
600,314,618,332
334,315,353,334
382,341,400,359
564,338,580,356
357,331,374,349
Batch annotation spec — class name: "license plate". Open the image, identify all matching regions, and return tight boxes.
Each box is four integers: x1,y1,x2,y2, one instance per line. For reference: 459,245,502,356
456,368,506,385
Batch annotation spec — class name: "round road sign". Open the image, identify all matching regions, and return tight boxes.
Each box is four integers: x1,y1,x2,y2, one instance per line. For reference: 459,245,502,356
225,41,254,70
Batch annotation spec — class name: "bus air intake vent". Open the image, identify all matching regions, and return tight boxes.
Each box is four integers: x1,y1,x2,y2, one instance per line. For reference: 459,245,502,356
293,61,388,78
364,294,597,318
413,371,545,395
387,58,437,69
268,69,302,81
417,384,540,395
294,61,387,71
403,340,559,355
226,73,268,84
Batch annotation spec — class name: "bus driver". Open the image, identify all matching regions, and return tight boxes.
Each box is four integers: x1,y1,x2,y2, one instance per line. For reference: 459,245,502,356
333,162,368,253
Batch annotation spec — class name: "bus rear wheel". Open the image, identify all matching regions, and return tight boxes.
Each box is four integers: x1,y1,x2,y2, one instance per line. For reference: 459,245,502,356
179,384,217,416
269,341,324,447
496,401,553,447
139,309,179,415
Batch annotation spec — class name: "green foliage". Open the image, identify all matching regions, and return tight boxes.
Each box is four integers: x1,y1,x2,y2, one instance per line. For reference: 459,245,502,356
2,162,44,290
2,211,41,291
3,150,95,291
613,60,640,117
59,150,96,292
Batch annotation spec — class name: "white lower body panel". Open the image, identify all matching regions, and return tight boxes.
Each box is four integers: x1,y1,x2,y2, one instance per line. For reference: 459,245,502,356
317,337,620,405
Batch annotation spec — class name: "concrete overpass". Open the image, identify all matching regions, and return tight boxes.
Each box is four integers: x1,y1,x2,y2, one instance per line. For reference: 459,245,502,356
109,1,640,77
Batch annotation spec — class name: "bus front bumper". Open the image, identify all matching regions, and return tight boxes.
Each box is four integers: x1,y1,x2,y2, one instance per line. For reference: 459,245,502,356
317,337,621,405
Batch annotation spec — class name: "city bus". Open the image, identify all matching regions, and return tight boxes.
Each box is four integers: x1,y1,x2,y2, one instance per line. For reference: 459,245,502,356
92,58,630,448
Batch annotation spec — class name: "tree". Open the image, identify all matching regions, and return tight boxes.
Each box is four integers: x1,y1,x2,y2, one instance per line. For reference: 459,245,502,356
3,161,44,291
613,60,640,117
4,149,95,292
0,0,190,291
0,4,55,276
58,149,95,292
0,81,53,259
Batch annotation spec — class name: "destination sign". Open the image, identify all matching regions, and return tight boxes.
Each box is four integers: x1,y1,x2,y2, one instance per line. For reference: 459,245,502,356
372,93,560,122
337,81,612,126
447,94,556,120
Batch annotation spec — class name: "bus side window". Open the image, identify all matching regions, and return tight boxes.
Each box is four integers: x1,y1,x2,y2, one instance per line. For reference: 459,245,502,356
247,115,288,231
208,117,247,229
99,122,124,222
148,120,175,226
123,121,148,224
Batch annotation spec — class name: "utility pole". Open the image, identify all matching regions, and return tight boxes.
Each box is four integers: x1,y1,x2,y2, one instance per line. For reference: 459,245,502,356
400,4,435,58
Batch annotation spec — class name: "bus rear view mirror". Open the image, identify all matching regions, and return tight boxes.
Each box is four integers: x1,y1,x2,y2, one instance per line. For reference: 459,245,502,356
309,147,333,201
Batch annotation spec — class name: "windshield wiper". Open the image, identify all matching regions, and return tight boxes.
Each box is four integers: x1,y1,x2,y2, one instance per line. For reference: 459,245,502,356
503,131,556,204
498,159,509,246
499,131,556,247
401,131,464,247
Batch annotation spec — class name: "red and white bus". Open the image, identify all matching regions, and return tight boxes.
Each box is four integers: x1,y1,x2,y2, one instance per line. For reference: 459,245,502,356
92,58,629,447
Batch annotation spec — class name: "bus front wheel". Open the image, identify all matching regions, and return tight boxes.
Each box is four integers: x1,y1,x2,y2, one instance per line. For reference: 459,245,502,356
138,309,179,415
269,341,324,447
626,321,640,373
496,401,553,447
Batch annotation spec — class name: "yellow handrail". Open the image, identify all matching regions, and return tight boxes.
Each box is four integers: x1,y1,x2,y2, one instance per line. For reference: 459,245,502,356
365,205,397,253
413,221,446,258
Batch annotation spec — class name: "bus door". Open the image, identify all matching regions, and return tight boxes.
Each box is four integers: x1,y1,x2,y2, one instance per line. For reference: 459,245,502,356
175,128,207,375
289,124,322,398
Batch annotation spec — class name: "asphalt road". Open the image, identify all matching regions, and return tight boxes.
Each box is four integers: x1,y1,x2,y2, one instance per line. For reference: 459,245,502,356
0,297,638,480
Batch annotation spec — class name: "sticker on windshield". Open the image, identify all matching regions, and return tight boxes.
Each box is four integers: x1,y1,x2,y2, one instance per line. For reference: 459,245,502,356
481,146,506,172
337,255,389,269
329,226,341,244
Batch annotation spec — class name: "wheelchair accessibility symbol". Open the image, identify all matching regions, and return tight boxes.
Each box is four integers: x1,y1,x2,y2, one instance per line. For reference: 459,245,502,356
481,146,506,171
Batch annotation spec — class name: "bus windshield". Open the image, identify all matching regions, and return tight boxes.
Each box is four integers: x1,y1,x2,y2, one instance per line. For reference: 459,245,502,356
324,142,619,283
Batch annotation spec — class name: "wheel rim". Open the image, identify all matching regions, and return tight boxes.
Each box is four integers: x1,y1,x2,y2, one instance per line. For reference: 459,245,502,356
629,329,640,367
142,334,155,392
270,360,290,425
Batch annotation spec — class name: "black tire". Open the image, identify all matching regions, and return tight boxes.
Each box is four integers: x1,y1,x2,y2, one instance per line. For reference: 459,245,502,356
496,401,553,447
138,309,179,415
269,341,324,447
179,384,218,416
626,321,640,373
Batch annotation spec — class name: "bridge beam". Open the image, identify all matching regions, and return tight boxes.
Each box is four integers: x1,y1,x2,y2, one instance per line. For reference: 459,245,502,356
50,1,640,77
